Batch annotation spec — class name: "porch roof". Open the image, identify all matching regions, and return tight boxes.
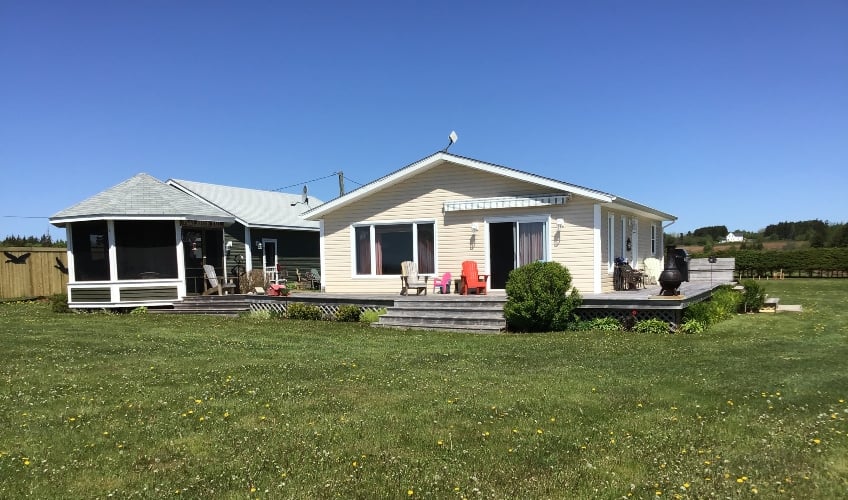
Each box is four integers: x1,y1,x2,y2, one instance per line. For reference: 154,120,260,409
168,179,322,230
50,173,234,226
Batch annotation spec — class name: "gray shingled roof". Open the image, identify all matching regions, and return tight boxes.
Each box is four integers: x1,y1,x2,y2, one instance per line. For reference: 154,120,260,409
168,179,321,230
50,173,234,225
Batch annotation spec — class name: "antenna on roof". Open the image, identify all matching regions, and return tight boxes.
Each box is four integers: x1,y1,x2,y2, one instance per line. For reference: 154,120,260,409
290,185,309,207
443,130,458,152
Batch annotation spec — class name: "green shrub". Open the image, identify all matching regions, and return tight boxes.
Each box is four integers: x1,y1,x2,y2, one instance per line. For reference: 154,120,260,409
286,302,324,321
360,308,387,324
130,306,148,315
683,301,712,326
678,319,705,335
633,318,670,335
740,279,766,312
335,304,361,322
245,309,274,321
49,294,69,313
504,261,582,332
575,317,622,332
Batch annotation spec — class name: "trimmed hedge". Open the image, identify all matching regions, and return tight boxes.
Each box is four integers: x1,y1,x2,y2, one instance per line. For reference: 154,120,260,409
735,248,848,278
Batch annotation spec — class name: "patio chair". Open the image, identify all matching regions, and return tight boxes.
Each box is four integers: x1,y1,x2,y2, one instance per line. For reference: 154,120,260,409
400,260,429,295
460,260,488,295
203,264,236,295
309,268,321,289
433,272,452,294
642,257,661,285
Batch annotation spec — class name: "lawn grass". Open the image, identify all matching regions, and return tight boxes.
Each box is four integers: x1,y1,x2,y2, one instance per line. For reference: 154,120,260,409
1,279,846,499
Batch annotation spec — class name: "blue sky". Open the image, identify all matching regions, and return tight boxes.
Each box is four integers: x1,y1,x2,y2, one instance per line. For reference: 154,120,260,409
2,0,846,240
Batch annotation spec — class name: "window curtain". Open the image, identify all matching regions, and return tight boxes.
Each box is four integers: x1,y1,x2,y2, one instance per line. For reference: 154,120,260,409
355,227,371,274
417,223,434,274
518,222,544,266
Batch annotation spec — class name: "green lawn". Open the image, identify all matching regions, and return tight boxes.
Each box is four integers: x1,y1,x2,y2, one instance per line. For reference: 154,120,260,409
1,279,846,499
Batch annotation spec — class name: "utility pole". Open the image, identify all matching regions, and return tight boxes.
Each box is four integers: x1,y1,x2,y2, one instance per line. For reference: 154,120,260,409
338,171,345,196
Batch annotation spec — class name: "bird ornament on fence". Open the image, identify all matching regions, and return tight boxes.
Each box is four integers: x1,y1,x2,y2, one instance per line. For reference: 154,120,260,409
4,251,31,264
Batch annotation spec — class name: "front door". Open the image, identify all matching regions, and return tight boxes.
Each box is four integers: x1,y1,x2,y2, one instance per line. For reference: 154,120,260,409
262,239,277,282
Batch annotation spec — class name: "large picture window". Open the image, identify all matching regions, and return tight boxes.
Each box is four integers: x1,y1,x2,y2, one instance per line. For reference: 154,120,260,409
71,221,110,281
115,221,178,279
354,222,435,275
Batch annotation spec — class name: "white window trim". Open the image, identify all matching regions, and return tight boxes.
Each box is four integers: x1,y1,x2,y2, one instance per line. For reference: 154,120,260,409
620,215,627,263
349,220,438,278
607,213,615,273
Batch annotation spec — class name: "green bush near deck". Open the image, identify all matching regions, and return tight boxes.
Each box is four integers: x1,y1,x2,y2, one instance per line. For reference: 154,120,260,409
334,304,362,322
286,302,324,320
503,261,582,332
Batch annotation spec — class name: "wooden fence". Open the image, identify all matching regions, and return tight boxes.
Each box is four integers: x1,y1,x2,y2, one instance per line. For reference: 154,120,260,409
0,247,68,299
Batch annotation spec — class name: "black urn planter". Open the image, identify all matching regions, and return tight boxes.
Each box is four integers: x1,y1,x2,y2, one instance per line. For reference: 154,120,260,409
658,246,683,296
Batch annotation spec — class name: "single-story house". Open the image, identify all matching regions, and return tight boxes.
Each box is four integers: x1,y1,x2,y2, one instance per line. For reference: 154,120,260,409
50,174,319,308
303,152,676,294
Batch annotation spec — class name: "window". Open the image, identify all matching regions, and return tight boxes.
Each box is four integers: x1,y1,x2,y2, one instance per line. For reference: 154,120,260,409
115,221,178,279
651,223,657,255
71,221,110,281
621,216,627,259
354,222,435,275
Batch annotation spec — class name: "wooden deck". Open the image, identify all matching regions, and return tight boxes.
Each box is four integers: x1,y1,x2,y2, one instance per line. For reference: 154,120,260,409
169,280,728,329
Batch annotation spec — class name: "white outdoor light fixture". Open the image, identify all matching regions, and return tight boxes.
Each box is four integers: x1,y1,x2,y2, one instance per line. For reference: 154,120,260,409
555,218,565,229
255,240,263,250
471,222,479,232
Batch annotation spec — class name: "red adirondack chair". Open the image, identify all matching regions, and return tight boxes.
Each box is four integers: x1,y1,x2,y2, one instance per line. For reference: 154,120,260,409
460,261,488,295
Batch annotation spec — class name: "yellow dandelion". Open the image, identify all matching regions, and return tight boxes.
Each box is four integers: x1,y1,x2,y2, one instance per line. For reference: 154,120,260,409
751,487,758,494
408,489,414,496
482,431,490,437
198,416,205,422
512,428,518,433
68,417,76,422
260,415,266,421
23,458,30,466
682,482,690,489
550,417,556,422
727,400,734,406
736,478,745,484
223,412,230,418
195,399,202,404
437,440,444,446
352,461,357,467
813,438,821,445
536,429,543,434
102,431,109,436
250,486,256,493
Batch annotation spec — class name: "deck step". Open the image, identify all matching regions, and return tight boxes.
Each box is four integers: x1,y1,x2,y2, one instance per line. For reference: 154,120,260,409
378,296,507,332
151,295,250,316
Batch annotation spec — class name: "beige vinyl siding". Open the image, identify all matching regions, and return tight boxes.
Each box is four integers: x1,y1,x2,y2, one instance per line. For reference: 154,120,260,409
320,161,600,294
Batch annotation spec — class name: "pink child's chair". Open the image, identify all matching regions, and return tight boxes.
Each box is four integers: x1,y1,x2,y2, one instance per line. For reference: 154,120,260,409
433,272,452,294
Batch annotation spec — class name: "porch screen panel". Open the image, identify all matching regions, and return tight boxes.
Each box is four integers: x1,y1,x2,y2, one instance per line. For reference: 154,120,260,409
71,221,110,281
115,221,178,279
518,222,544,266
417,223,434,274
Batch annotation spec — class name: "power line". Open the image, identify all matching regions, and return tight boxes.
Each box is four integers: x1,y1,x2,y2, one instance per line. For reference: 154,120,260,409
2,215,49,219
272,172,340,192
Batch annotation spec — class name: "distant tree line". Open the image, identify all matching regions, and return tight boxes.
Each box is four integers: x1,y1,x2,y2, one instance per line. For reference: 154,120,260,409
667,219,847,249
1,234,66,248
